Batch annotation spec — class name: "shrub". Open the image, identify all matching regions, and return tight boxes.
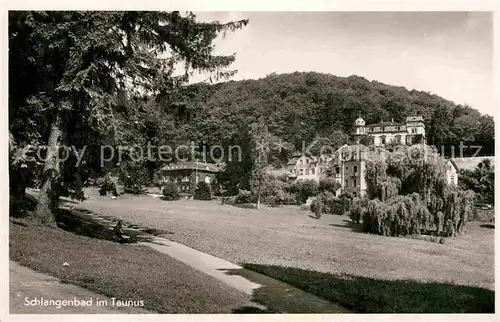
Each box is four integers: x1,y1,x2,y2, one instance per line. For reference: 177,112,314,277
119,162,150,188
338,192,354,214
261,178,287,205
282,192,297,205
317,191,337,214
440,188,475,237
235,190,256,204
319,178,340,194
99,176,117,196
361,195,433,236
288,180,319,204
152,172,164,189
348,198,368,224
194,182,213,200
162,183,180,201
310,199,323,218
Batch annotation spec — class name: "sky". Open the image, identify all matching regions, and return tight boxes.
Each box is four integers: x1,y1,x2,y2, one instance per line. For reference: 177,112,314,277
188,11,494,118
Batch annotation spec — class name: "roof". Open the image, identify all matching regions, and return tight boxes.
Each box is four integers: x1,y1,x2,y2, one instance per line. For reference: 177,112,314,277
160,161,220,173
406,116,424,122
450,156,495,172
367,121,405,128
339,144,371,153
287,157,301,165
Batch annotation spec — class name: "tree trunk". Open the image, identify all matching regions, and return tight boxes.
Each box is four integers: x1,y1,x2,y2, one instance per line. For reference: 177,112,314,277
256,193,261,210
34,115,63,226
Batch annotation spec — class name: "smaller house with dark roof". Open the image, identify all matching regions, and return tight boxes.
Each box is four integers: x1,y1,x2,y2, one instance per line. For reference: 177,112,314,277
159,161,220,194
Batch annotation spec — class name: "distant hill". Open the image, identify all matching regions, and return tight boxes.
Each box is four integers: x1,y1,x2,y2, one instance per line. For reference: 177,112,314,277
173,71,494,158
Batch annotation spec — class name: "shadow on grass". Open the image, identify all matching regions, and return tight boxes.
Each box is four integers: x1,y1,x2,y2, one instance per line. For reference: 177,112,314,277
55,208,156,244
222,268,350,314
329,220,362,233
480,224,495,229
242,264,494,313
229,203,258,210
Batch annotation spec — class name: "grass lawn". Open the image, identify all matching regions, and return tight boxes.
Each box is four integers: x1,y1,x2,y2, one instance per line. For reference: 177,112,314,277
60,189,496,313
9,219,253,313
79,191,495,290
242,264,494,313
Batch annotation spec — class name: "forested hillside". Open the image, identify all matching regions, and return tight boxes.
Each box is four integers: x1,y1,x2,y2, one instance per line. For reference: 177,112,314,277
172,72,494,161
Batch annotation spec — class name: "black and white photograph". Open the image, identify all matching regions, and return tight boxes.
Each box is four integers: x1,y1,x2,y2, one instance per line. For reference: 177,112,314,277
4,2,497,319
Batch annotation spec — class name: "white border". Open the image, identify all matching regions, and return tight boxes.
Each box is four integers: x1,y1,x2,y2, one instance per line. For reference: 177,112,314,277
1,1,499,322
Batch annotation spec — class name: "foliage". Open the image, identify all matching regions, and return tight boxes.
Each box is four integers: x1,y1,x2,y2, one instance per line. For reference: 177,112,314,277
194,182,213,200
355,134,374,146
162,182,180,201
9,11,248,222
458,159,494,206
152,172,164,189
310,199,323,218
234,190,256,204
361,195,433,236
99,176,117,196
363,145,476,237
348,199,367,224
281,192,298,205
119,161,151,188
288,180,319,204
173,72,494,162
319,178,341,194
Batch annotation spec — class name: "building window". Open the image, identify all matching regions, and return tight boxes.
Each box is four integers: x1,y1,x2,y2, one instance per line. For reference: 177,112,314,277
300,169,304,175
335,166,340,174
381,136,386,145
353,179,357,187
345,166,348,171
354,166,358,173
311,168,315,175
353,153,357,160
411,128,417,134
345,180,348,188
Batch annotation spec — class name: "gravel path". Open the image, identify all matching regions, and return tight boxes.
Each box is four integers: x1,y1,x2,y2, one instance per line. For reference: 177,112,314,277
79,190,495,291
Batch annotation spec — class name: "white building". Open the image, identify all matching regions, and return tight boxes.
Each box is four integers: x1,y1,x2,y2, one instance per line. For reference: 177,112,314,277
353,116,426,146
285,154,332,182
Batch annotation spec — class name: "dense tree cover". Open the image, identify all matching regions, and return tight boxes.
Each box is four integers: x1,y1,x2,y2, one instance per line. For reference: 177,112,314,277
9,11,248,224
459,159,495,206
173,72,494,163
10,11,494,221
363,145,476,237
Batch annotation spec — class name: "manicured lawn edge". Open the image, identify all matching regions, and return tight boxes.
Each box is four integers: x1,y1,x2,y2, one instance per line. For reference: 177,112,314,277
9,220,252,313
243,263,494,313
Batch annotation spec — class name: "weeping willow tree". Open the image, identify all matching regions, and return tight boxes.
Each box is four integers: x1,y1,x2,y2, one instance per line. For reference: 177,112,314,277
363,145,475,237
